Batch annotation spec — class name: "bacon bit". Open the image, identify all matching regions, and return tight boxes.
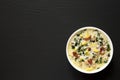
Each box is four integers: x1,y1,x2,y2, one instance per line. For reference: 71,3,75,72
100,47,105,55
100,47,105,51
72,52,79,58
88,59,92,65
84,35,91,41
88,47,91,51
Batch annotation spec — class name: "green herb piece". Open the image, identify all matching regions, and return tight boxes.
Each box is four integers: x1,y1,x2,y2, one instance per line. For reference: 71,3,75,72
79,49,84,55
82,51,84,55
108,53,110,57
81,59,85,62
79,59,85,62
97,32,100,36
100,41,103,46
100,57,102,63
79,38,82,43
107,44,111,51
83,48,87,51
82,29,87,32
76,34,80,36
71,45,75,49
74,38,82,46
75,58,78,61
104,60,108,63
77,46,81,52
75,42,77,46
99,37,103,41
97,67,100,69
74,38,77,41
95,59,99,63
94,29,98,31
78,52,82,55
85,57,88,59
84,43,88,46
96,37,98,42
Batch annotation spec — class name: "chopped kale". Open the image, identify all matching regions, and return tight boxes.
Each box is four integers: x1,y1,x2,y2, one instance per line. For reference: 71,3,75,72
107,44,111,51
75,42,77,46
97,67,100,69
81,59,85,62
76,34,80,36
108,53,110,57
100,57,102,63
71,45,75,49
99,41,103,46
96,37,98,42
97,32,100,36
77,46,81,52
104,60,108,63
99,37,103,41
95,59,99,63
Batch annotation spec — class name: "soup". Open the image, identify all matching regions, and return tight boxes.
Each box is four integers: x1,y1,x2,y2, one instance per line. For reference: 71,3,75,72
67,28,111,72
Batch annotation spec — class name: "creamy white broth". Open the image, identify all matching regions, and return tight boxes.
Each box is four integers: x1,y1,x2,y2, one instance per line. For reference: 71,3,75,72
67,29,111,71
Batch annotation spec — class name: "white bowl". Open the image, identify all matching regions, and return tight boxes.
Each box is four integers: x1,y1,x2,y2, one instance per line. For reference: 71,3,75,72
66,26,113,74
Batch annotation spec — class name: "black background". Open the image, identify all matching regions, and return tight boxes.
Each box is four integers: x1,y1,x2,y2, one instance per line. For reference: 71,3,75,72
1,0,120,80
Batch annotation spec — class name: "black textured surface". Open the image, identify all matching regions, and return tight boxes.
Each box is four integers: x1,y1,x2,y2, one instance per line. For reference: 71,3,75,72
1,0,120,80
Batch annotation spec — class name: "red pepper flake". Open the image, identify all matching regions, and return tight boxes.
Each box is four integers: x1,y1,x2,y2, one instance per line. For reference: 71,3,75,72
72,52,79,58
84,35,91,41
88,59,92,65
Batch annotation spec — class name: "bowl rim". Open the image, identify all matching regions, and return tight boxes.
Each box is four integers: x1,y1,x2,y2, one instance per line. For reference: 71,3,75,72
66,26,113,74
